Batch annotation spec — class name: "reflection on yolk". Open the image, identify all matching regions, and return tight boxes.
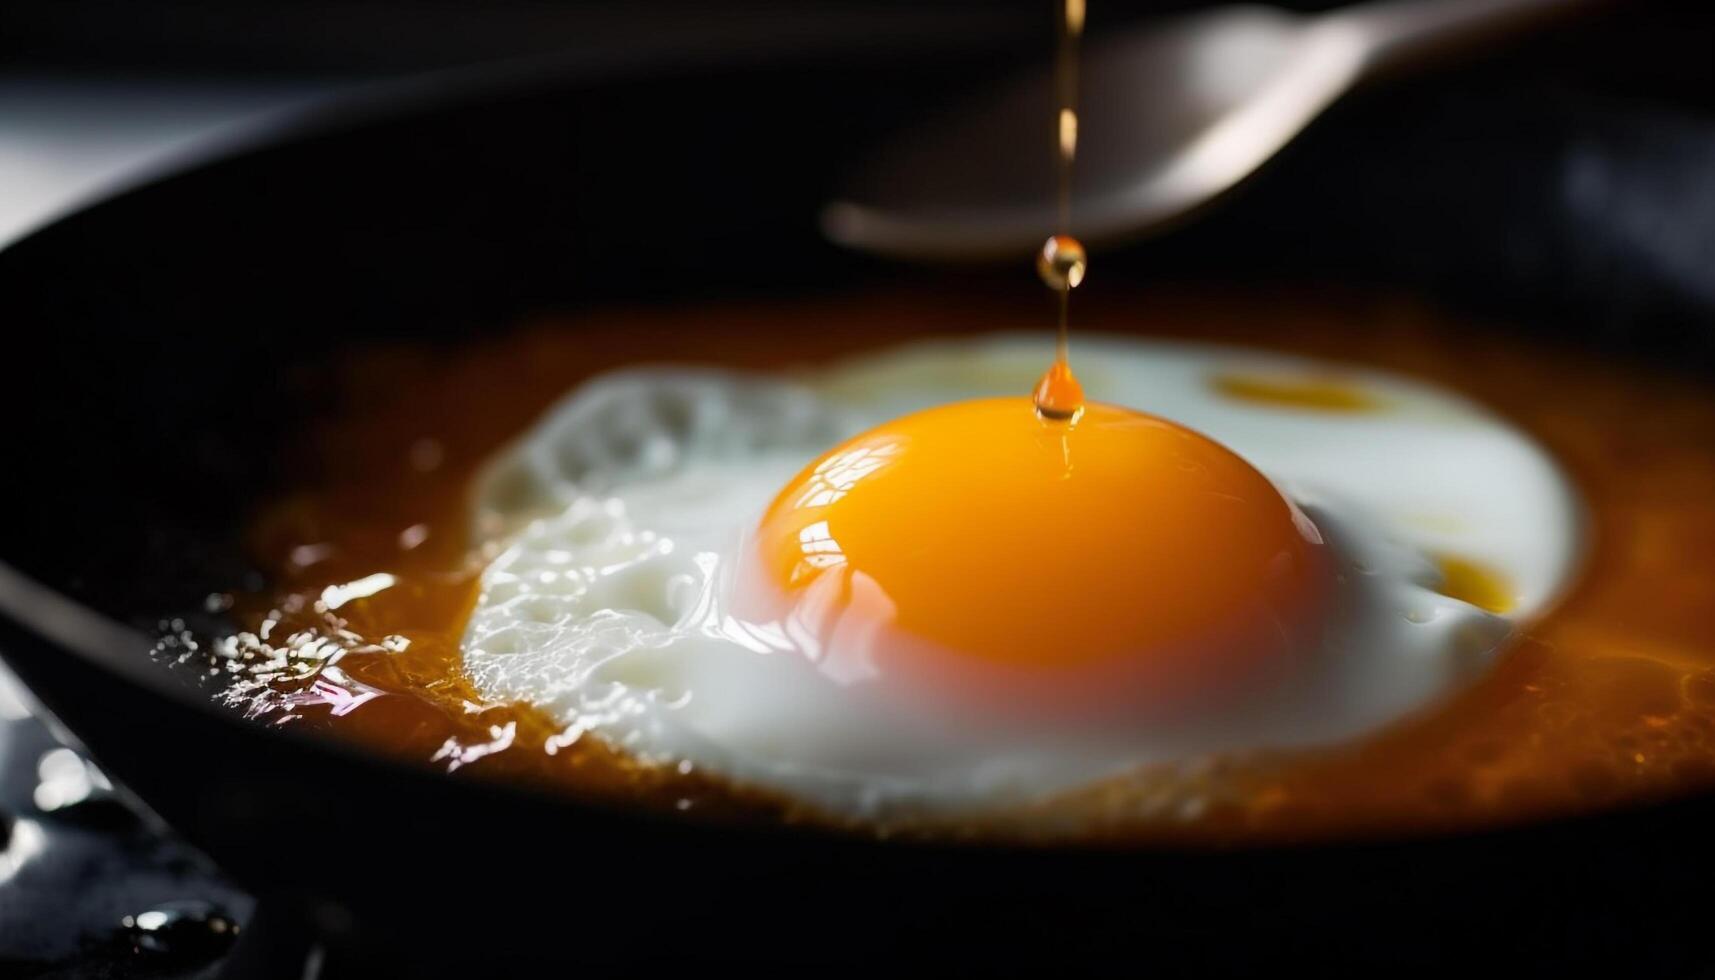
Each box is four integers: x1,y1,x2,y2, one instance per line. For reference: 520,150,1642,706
751,397,1330,713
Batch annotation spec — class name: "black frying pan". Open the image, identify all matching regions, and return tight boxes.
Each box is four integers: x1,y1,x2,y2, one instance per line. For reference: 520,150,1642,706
2,4,1713,973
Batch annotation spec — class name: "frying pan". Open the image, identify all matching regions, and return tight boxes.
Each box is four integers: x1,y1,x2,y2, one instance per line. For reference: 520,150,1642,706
2,3,1714,973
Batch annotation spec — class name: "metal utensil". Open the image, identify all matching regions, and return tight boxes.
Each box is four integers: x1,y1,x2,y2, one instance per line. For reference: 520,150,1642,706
823,0,1582,260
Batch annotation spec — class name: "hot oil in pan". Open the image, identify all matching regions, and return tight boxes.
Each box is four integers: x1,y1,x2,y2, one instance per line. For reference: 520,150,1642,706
160,285,1715,845
143,0,1715,844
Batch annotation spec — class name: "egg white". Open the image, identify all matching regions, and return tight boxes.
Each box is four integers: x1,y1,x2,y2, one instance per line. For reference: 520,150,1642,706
461,336,1581,821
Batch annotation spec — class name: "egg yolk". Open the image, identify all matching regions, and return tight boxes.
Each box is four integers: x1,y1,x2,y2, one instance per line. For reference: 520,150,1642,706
749,397,1330,717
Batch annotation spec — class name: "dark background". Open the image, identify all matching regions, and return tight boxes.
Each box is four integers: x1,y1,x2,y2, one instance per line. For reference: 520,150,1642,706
7,0,1711,353
2,2,1347,74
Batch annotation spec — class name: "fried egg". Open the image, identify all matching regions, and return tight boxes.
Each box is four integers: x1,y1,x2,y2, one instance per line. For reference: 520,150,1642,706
461,335,1581,821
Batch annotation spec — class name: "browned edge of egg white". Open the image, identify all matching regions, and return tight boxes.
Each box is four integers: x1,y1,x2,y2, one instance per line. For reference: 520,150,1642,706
190,286,1715,846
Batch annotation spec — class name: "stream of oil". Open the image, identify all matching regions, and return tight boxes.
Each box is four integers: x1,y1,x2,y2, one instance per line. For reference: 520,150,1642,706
1033,0,1090,421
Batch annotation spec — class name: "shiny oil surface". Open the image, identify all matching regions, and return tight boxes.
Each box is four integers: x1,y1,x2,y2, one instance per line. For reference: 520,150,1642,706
204,287,1715,844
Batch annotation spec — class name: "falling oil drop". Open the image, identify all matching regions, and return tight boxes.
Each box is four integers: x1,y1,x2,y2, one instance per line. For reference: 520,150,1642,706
1033,351,1085,421
1034,234,1088,420
1035,233,1087,292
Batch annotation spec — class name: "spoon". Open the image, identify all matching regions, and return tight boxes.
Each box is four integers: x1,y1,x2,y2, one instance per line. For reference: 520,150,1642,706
823,0,1585,260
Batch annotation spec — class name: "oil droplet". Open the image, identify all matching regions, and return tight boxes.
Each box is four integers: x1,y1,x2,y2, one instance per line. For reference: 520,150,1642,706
1058,107,1078,162
1033,357,1085,420
121,900,240,963
1036,234,1087,292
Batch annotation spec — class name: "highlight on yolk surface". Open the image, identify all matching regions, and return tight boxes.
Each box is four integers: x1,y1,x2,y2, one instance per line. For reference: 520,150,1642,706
747,397,1331,718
